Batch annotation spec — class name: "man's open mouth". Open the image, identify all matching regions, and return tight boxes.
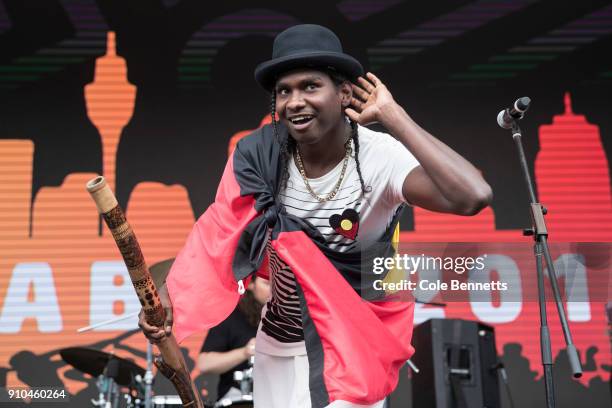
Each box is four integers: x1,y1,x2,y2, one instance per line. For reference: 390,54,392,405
289,114,315,126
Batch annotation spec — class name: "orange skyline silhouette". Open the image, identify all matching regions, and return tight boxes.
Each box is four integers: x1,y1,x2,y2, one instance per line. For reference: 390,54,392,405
0,32,201,395
85,31,136,197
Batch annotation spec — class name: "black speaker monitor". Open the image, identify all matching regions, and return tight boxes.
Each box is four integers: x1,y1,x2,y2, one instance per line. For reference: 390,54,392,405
411,318,500,408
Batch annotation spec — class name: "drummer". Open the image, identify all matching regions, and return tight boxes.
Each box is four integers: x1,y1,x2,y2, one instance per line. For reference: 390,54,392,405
198,275,270,402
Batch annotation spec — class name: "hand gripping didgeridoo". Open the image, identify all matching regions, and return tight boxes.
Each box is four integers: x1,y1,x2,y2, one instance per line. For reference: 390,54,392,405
86,176,204,408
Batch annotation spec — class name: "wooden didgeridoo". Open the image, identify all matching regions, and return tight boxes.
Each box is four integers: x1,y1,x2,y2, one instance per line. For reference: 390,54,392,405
86,176,203,408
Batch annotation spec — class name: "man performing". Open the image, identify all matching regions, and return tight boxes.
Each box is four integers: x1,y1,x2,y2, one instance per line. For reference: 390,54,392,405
140,24,492,408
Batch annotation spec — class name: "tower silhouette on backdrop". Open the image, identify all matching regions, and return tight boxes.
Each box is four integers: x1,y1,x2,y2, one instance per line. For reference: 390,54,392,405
536,92,612,241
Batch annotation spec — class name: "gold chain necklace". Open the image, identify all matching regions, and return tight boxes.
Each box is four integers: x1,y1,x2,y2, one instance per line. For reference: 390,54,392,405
294,139,352,202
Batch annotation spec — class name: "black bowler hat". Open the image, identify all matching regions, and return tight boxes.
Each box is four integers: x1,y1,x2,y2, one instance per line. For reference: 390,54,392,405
254,24,363,91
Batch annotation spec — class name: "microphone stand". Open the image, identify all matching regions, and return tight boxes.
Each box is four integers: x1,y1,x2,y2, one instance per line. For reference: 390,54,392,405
144,342,153,408
504,117,582,408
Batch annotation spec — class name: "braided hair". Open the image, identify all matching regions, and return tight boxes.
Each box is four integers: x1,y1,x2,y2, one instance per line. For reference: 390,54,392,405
270,69,369,201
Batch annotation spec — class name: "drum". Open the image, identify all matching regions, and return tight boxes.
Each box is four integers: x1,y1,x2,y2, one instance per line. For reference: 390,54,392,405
152,395,182,407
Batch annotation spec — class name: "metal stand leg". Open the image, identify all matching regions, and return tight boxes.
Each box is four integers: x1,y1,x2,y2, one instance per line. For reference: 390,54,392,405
535,242,555,408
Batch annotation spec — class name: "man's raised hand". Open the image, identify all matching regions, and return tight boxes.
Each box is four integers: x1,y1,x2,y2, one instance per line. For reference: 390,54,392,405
345,72,397,126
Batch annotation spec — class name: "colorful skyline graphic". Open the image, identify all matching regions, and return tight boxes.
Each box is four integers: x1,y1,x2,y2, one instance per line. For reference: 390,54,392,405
0,29,610,395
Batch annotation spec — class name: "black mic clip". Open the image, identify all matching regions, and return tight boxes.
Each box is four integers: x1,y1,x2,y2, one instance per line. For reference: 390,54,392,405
497,96,531,129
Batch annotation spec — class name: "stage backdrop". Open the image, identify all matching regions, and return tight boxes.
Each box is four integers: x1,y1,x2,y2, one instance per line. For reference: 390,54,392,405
0,1,610,407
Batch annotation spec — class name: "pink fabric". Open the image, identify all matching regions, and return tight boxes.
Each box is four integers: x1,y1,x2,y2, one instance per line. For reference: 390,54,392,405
273,231,415,405
166,156,259,343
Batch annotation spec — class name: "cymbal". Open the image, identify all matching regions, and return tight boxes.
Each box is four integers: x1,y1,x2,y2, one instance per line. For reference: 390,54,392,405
150,258,175,289
59,347,145,386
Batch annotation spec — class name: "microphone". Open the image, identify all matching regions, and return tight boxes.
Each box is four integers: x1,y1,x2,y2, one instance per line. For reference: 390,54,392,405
497,97,531,129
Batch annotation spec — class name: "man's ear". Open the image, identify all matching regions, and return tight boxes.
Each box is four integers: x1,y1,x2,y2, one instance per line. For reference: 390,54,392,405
340,81,352,108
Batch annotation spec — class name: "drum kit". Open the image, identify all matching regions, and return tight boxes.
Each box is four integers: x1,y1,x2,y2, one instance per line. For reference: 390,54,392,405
58,345,253,407
214,357,254,407
62,259,253,408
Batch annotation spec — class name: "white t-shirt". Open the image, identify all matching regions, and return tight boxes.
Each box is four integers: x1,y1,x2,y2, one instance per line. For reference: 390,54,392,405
257,124,420,356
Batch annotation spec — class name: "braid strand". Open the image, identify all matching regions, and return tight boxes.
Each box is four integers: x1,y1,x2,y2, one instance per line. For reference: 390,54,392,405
350,119,368,196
